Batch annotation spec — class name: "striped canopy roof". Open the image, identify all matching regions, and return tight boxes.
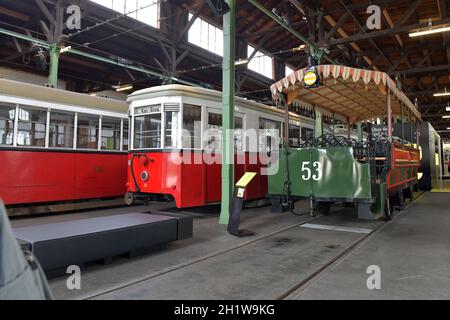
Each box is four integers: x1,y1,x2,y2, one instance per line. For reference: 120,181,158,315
270,65,421,123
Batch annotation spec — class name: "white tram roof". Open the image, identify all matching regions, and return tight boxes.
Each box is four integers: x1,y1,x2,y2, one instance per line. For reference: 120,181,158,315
0,78,127,114
128,84,316,123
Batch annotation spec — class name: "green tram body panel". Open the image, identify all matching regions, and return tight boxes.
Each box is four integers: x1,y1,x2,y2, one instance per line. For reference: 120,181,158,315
269,147,372,201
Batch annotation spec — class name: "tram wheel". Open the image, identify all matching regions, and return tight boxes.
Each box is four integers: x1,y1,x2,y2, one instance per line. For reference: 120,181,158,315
316,201,333,215
124,192,134,206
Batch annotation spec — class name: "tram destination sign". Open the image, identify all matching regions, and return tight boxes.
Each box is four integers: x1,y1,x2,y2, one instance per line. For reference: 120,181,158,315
135,105,161,114
371,125,389,139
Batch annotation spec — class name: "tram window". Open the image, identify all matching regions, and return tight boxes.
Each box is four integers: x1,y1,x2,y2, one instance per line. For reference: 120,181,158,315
206,112,222,150
49,111,74,148
182,104,201,149
123,119,129,151
301,127,314,140
164,111,179,148
0,103,15,146
289,124,301,147
17,106,47,147
235,116,243,151
77,114,99,149
101,117,121,150
259,118,281,152
134,113,161,149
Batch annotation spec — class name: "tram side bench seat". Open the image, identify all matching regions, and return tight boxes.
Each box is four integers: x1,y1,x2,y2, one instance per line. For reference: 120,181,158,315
13,212,193,277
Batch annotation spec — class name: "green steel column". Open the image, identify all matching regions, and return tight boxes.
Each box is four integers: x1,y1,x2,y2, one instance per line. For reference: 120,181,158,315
48,44,60,88
219,0,235,225
357,122,363,142
315,110,322,138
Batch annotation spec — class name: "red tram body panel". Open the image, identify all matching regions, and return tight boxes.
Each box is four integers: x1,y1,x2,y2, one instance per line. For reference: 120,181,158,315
0,150,127,205
127,151,268,208
387,143,421,191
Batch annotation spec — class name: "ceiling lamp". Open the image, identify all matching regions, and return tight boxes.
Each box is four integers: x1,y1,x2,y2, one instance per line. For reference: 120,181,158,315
59,46,72,54
442,115,450,119
409,19,450,38
434,88,450,97
235,59,249,66
114,84,133,92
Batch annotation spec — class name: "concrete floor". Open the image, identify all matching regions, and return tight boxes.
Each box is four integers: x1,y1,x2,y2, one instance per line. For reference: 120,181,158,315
9,190,450,300
291,192,450,300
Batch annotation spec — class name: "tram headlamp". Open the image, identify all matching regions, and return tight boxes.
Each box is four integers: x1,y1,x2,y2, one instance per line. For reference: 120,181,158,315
140,171,149,182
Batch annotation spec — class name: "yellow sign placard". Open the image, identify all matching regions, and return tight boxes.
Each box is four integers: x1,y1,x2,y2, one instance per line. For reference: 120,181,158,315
304,71,317,86
236,172,257,188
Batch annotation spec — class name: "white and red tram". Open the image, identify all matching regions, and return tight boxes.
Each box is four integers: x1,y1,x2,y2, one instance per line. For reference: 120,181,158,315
125,85,329,208
0,79,129,207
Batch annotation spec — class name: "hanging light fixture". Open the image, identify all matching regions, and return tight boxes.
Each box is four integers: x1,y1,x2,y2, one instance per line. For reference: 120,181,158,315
409,18,450,38
434,88,450,97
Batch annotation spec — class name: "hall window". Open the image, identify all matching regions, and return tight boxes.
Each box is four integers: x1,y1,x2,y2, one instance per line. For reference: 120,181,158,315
247,45,273,79
90,0,159,28
188,13,223,56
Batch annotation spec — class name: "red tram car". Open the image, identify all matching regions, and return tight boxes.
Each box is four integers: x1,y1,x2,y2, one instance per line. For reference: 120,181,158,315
0,79,129,208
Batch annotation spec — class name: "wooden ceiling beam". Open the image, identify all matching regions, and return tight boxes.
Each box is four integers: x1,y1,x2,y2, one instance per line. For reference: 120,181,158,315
0,6,30,22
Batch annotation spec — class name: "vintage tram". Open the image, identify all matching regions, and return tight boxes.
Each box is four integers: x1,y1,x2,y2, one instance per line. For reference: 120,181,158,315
124,85,349,208
0,79,129,209
268,65,422,220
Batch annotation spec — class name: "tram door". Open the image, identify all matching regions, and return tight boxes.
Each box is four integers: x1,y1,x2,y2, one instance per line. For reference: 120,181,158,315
205,109,245,203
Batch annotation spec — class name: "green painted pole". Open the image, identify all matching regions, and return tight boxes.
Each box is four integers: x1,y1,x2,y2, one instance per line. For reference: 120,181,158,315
48,44,60,88
219,0,235,225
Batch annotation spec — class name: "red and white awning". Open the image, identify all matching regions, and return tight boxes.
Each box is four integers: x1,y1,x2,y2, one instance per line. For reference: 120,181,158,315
271,65,421,123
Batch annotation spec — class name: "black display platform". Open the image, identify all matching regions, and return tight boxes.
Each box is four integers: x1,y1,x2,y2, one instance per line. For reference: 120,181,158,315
13,212,193,275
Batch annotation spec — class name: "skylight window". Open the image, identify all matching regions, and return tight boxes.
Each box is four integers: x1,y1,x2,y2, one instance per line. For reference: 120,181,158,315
247,45,273,79
90,0,159,29
188,13,223,56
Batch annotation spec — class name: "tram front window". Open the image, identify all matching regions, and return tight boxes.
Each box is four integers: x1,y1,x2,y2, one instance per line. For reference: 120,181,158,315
164,111,178,148
134,113,161,149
